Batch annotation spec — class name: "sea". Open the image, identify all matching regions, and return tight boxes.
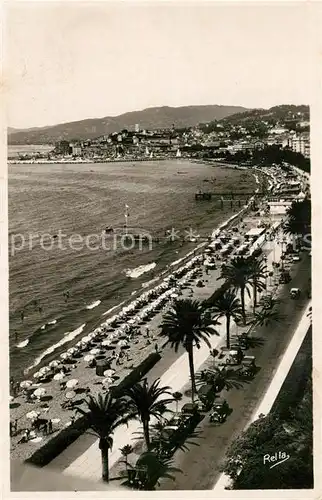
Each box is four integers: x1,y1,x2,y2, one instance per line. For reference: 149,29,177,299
9,155,253,379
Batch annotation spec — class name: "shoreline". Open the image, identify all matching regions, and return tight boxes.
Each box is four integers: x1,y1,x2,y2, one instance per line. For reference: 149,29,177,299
10,163,260,379
8,157,182,165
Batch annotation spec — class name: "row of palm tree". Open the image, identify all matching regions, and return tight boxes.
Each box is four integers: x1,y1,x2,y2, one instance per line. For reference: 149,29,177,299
76,379,173,482
160,254,280,404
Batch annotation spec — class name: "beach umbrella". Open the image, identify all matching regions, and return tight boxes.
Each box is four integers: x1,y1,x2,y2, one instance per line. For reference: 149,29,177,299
39,366,51,375
103,369,115,378
53,372,65,381
67,347,78,355
84,354,95,362
101,339,111,347
118,339,127,347
81,336,91,343
33,372,41,379
26,410,40,420
20,380,33,389
66,379,78,389
65,390,76,400
90,348,101,355
102,377,113,387
51,418,61,424
60,352,71,360
33,388,46,398
49,360,60,368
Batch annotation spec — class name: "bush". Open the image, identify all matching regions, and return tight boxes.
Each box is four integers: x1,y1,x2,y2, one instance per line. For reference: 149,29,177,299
25,352,162,466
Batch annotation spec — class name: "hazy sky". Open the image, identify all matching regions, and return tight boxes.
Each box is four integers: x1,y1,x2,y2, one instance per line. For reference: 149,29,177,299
6,2,314,128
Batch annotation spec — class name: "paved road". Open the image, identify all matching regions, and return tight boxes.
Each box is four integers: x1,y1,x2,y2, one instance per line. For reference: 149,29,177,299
159,253,311,490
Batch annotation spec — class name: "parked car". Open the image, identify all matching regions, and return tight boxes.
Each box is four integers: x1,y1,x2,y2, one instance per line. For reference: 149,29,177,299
240,356,256,378
290,288,301,299
209,399,230,423
198,384,216,411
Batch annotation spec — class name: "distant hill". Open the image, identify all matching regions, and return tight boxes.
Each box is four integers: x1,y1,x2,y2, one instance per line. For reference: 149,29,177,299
8,105,248,144
220,104,309,125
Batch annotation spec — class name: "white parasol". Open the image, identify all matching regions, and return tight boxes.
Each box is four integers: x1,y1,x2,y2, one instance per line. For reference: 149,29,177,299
33,387,46,398
60,352,71,360
20,380,33,389
103,369,115,378
66,379,78,389
90,348,101,355
102,377,113,387
26,410,40,420
65,390,76,400
101,339,111,347
33,372,41,379
39,366,51,375
67,347,78,355
49,360,60,368
53,373,65,381
84,354,95,362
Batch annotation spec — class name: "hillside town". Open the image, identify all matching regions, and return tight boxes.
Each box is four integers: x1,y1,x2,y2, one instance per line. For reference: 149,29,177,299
8,106,310,171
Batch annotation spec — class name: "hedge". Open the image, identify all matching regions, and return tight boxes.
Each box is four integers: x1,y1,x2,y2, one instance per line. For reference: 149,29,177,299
25,351,161,467
110,352,161,398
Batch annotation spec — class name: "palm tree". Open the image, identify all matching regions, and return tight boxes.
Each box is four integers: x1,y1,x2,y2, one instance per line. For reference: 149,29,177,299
196,366,244,392
160,298,220,402
75,393,130,482
125,379,173,451
247,258,267,313
219,257,253,324
210,291,243,348
253,307,283,328
172,391,183,414
120,451,182,490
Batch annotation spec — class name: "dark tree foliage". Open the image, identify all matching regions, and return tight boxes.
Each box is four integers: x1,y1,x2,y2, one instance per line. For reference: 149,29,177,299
221,377,313,490
285,198,311,237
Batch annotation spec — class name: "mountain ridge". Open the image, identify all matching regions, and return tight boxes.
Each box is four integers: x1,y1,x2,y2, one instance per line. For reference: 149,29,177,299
8,104,248,144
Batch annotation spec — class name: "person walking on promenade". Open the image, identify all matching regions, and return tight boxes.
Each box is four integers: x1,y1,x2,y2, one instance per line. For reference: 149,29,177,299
10,421,13,437
48,419,53,434
155,343,159,353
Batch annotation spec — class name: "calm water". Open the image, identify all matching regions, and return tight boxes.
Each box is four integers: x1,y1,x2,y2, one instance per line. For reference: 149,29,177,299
9,160,252,378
